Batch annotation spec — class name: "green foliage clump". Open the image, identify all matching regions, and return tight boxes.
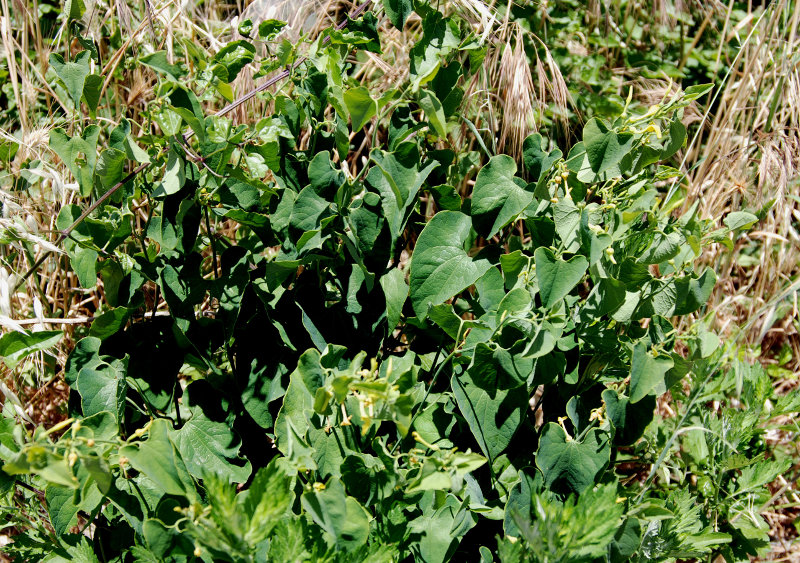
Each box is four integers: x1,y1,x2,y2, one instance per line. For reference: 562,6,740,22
1,1,791,562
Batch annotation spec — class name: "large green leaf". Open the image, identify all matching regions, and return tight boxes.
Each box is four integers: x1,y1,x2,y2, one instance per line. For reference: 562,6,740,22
171,406,251,484
536,423,610,494
629,342,674,403
344,86,377,132
0,330,61,369
582,118,634,178
452,351,527,460
49,51,91,109
471,155,533,238
46,486,79,536
367,143,437,244
534,248,588,309
75,361,126,421
300,478,370,550
409,211,492,317
49,125,100,196
408,493,475,563
119,419,196,499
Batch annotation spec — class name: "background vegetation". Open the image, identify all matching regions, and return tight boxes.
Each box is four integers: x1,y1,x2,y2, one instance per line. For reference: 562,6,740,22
0,0,799,560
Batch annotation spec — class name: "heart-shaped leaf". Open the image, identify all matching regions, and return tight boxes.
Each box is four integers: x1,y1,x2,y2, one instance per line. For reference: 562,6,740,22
629,342,674,402
49,51,91,109
344,86,377,132
409,211,492,317
471,155,533,238
536,422,610,494
534,247,588,309
452,350,527,460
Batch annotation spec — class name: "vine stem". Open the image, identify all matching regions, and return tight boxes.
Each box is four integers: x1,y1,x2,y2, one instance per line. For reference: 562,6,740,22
13,0,373,294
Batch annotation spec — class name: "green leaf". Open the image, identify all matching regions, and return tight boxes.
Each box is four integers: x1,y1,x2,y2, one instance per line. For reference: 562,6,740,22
119,419,196,498
602,389,655,445
683,83,713,102
0,330,61,369
71,246,99,288
452,353,527,460
95,148,126,193
629,342,674,403
471,155,533,238
673,269,716,315
420,90,447,138
65,0,85,20
384,0,412,29
82,74,102,113
522,133,562,181
638,231,682,264
724,211,758,231
0,139,19,161
344,86,377,132
582,277,626,318
213,40,255,82
76,360,126,420
582,118,634,178
88,307,130,340
49,125,100,196
368,143,436,244
300,478,370,550
139,51,185,80
154,150,185,197
409,211,492,317
536,423,610,494
380,268,408,331
258,19,287,40
534,248,588,309
46,486,79,536
49,51,91,109
171,405,251,484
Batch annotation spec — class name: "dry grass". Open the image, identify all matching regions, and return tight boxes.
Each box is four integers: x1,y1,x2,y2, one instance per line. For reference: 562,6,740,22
677,0,800,374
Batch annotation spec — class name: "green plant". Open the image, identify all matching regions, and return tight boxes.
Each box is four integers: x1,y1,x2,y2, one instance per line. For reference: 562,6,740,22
1,0,795,561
